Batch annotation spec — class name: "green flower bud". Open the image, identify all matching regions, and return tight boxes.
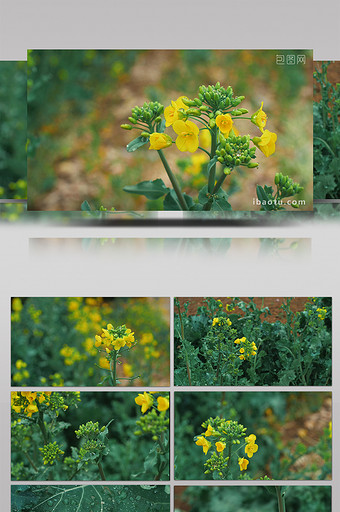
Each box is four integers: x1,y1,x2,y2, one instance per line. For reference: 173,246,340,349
186,108,202,116
120,124,132,130
231,110,242,116
194,98,202,106
274,174,280,185
247,162,259,168
128,117,138,124
239,108,248,114
154,116,162,123
209,119,216,128
141,131,150,138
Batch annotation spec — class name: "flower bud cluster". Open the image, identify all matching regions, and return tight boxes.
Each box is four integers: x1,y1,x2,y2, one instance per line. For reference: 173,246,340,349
274,173,303,198
135,408,169,437
75,421,100,439
192,83,245,112
216,135,257,169
124,101,164,130
39,441,64,465
204,451,230,476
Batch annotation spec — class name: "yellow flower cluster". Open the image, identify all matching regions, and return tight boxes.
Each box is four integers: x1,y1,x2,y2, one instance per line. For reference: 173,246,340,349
140,332,160,359
212,317,232,327
251,102,277,157
60,345,84,366
11,391,52,418
316,307,327,320
239,434,258,471
135,392,169,413
12,360,30,383
67,297,110,335
11,298,23,322
95,323,135,352
234,337,257,360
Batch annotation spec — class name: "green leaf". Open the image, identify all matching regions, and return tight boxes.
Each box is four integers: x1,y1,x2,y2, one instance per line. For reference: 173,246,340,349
256,185,269,203
126,135,149,152
198,185,210,205
11,484,170,512
80,200,92,212
163,190,194,210
123,179,169,199
211,188,232,211
207,155,218,173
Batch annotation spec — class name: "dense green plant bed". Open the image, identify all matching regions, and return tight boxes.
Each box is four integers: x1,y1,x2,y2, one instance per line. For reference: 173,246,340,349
174,297,331,386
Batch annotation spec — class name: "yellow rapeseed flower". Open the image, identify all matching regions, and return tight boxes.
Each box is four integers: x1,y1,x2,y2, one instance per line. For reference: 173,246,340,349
12,298,23,312
195,436,211,455
238,457,249,471
164,96,188,127
157,396,169,411
216,114,233,136
135,392,154,413
173,120,199,153
215,441,226,452
245,442,258,458
251,102,268,133
199,129,211,149
15,360,27,370
253,130,277,157
149,132,173,150
204,425,215,437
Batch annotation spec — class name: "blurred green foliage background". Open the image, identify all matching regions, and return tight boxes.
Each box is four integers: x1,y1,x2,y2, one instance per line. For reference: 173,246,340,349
0,61,27,199
11,297,170,386
27,50,313,211
175,485,331,512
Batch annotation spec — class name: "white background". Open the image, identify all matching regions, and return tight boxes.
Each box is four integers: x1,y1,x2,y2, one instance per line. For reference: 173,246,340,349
1,0,339,509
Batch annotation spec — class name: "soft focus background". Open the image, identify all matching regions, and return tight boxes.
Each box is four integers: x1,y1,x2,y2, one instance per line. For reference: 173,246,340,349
175,485,331,512
27,50,313,211
11,297,170,386
175,391,331,480
0,61,27,199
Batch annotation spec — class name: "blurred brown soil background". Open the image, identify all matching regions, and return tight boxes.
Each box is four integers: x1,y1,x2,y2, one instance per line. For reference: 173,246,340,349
176,297,309,322
314,60,340,102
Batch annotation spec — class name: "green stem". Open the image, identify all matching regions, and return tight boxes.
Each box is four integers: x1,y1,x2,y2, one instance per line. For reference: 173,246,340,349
155,434,167,480
98,462,107,481
208,126,218,193
23,450,38,472
176,301,192,385
313,136,335,157
157,150,188,211
216,338,222,382
275,486,286,512
198,146,211,158
38,411,49,444
212,169,228,194
110,351,117,386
